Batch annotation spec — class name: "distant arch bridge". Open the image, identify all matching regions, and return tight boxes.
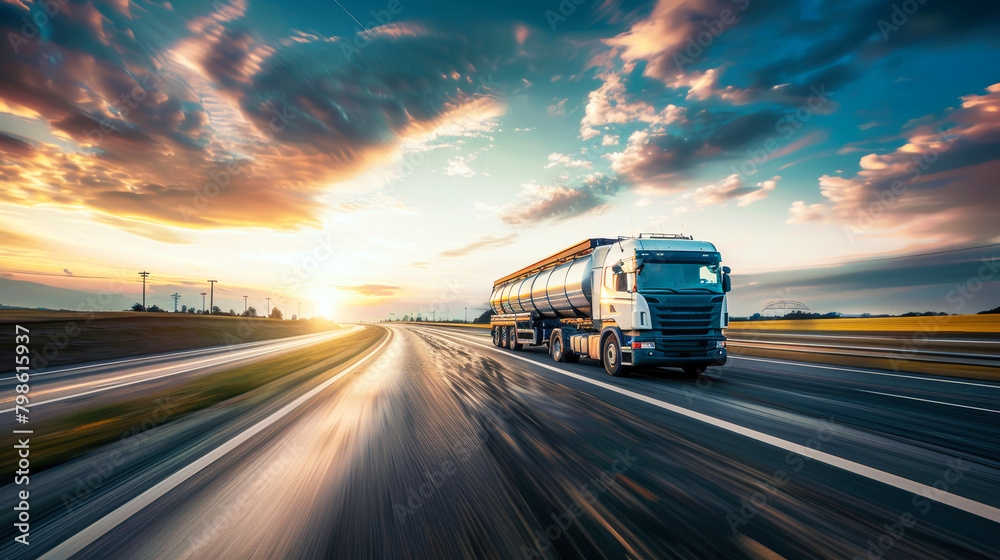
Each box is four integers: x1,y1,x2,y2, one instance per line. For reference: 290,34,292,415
762,300,810,316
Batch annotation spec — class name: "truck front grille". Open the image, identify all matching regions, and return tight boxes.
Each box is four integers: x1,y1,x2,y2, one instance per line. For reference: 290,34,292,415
646,296,722,337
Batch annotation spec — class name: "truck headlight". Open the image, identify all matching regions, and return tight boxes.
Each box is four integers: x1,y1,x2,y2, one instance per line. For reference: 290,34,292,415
631,342,655,349
716,341,726,348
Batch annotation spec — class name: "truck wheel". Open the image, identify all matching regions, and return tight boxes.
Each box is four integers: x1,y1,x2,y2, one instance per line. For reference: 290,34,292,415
509,326,522,350
500,325,509,349
603,335,629,377
492,327,501,346
682,365,707,376
551,332,568,362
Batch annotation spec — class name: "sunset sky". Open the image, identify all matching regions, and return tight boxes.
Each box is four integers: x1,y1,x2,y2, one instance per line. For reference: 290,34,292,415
1,0,999,319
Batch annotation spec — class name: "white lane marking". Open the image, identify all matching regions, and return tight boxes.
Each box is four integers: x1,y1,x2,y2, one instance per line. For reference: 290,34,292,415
0,328,357,413
857,390,1000,414
417,326,1000,525
0,330,345,381
729,355,1000,389
38,327,390,560
426,328,999,412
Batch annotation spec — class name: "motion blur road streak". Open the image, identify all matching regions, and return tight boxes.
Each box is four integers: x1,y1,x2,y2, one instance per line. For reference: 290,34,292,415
3,324,999,559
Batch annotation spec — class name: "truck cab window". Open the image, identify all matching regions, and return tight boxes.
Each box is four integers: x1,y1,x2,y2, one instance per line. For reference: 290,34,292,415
605,267,629,293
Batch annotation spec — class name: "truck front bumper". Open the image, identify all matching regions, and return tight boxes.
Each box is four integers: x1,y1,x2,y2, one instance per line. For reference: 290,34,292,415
626,347,727,368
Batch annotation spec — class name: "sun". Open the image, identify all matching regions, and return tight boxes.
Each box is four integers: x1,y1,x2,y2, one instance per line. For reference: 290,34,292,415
308,287,342,320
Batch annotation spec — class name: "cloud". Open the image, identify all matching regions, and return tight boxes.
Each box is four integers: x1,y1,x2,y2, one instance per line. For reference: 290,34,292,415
444,155,476,177
690,174,779,207
544,153,592,169
498,173,623,225
547,98,567,116
0,1,542,231
439,234,517,258
605,0,752,83
786,200,830,224
63,269,74,275
337,284,399,298
795,83,1000,245
580,68,685,140
601,134,619,146
607,109,782,188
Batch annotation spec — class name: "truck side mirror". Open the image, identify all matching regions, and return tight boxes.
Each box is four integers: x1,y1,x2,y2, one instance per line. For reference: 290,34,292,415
722,266,731,274
722,273,732,293
612,263,623,274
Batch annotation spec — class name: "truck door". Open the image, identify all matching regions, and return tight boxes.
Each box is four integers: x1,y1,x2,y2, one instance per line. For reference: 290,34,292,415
601,266,633,329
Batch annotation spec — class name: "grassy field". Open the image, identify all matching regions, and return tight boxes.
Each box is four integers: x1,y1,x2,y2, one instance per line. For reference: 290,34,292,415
728,314,1000,333
0,310,343,370
8,326,384,474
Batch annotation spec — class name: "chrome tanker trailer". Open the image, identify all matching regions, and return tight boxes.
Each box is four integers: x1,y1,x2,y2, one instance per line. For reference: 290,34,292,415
489,234,731,376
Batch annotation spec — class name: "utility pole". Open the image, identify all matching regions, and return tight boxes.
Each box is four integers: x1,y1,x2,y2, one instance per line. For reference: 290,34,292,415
297,301,301,320
200,293,206,313
465,307,468,323
243,295,248,313
266,297,271,318
207,280,217,314
171,293,181,312
138,271,150,311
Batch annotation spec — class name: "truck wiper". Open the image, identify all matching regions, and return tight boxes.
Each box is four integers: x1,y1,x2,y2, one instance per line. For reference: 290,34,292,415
678,287,722,293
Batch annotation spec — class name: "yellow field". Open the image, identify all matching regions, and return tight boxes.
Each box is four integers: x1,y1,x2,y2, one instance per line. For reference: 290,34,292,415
729,314,1000,333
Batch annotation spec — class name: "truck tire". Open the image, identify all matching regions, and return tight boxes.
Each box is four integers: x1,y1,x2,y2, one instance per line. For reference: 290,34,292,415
492,326,501,346
508,326,522,350
500,325,509,349
603,335,630,377
551,331,569,363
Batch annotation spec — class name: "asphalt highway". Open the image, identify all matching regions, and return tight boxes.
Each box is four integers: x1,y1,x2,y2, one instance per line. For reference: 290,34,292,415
3,324,998,559
0,327,358,423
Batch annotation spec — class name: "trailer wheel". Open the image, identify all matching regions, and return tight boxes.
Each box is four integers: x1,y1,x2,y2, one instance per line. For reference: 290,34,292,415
492,326,502,346
602,335,630,377
551,331,569,362
500,325,509,349
508,326,522,351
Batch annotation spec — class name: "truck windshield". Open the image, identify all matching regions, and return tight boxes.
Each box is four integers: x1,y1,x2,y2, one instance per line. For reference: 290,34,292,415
637,262,722,293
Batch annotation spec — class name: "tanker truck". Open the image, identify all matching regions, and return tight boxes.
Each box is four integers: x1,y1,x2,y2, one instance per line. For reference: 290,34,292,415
489,234,731,377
